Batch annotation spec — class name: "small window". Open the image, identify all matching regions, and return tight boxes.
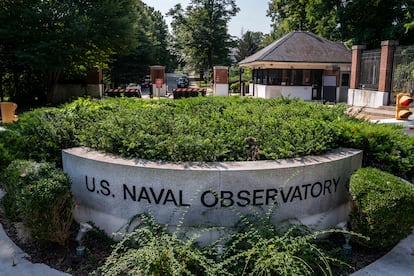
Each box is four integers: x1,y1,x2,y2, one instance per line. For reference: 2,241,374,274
341,73,350,86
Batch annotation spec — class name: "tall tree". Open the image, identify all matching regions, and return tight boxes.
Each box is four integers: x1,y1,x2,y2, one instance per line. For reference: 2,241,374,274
0,0,138,103
337,0,414,48
168,0,239,77
109,1,175,86
235,31,264,62
267,0,414,48
267,0,339,40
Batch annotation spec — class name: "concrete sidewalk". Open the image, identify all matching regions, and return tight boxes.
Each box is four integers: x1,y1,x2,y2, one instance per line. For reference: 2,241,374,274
0,224,69,276
351,228,414,276
0,189,69,276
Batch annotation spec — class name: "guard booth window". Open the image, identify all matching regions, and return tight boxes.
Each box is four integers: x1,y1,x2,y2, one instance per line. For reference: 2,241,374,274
341,73,350,86
253,69,322,86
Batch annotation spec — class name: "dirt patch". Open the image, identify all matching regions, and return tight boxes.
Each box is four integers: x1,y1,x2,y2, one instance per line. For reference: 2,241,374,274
0,208,113,275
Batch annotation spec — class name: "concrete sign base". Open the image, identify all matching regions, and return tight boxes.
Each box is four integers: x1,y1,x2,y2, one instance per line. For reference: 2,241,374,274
62,147,362,241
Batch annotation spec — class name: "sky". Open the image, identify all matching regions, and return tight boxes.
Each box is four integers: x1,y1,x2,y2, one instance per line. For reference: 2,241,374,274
142,0,272,37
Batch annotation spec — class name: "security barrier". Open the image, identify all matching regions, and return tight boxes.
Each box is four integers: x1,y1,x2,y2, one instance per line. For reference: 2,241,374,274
105,88,142,98
173,88,206,99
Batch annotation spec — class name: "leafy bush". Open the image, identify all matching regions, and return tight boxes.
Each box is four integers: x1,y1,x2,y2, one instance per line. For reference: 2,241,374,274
5,107,80,166
67,97,348,162
221,217,349,275
349,167,414,248
0,160,73,245
98,214,350,275
0,129,23,171
2,96,413,181
338,121,414,180
97,215,220,275
230,81,240,93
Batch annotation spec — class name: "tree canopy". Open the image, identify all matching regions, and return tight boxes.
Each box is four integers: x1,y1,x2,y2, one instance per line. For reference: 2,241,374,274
168,0,239,77
109,1,175,87
267,0,414,48
235,31,264,63
0,0,174,104
0,0,140,102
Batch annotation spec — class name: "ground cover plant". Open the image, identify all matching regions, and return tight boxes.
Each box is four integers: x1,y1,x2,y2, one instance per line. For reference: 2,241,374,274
96,214,356,276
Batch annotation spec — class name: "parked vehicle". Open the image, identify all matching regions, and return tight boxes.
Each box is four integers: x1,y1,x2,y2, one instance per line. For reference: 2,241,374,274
126,83,141,91
177,76,189,88
141,75,151,88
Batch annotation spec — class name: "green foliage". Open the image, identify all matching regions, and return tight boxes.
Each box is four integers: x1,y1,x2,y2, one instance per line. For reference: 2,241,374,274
0,160,73,245
110,1,176,86
349,168,414,248
5,107,80,166
168,0,239,73
0,129,23,171
68,97,347,162
229,66,252,83
97,214,220,275
393,46,414,94
230,81,241,93
2,96,413,182
222,225,348,275
267,0,414,47
235,31,264,62
97,214,351,275
0,0,138,101
337,0,414,48
337,121,414,180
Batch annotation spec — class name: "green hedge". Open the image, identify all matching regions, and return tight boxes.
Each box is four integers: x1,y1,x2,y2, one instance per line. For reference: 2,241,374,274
1,97,413,180
338,121,414,180
0,160,73,245
349,167,414,248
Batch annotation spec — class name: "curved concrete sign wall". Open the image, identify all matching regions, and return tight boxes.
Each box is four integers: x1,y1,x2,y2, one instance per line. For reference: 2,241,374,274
62,147,362,237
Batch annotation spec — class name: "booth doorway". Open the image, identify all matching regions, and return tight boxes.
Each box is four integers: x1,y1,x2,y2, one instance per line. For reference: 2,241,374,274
323,75,337,102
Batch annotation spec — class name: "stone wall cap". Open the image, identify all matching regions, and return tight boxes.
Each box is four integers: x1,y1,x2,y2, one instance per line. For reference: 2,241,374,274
62,147,362,171
213,66,229,69
381,40,399,46
352,45,366,50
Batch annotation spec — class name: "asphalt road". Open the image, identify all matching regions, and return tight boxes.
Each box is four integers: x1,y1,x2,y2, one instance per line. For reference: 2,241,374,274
139,73,188,96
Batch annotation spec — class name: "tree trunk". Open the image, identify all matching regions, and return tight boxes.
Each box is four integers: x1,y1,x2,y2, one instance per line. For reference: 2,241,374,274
45,69,62,104
0,69,3,102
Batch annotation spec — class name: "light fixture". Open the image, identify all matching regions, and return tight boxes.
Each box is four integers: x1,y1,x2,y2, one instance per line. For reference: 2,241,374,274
75,222,93,256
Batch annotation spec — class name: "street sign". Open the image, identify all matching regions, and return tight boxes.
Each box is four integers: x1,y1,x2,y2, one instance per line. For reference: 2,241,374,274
155,78,163,88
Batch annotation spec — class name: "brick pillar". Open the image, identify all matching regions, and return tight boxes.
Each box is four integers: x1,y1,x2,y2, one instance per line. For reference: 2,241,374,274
350,45,365,89
378,40,398,92
86,69,103,84
213,66,229,96
150,65,166,97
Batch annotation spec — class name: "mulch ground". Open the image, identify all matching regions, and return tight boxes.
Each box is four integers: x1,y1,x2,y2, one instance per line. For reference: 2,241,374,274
0,207,113,275
0,205,390,276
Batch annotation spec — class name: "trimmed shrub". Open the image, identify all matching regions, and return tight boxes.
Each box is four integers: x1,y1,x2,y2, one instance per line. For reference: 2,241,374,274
338,121,414,180
349,167,414,248
230,81,240,93
0,129,23,172
70,97,348,162
3,97,413,180
5,107,80,166
0,160,73,245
